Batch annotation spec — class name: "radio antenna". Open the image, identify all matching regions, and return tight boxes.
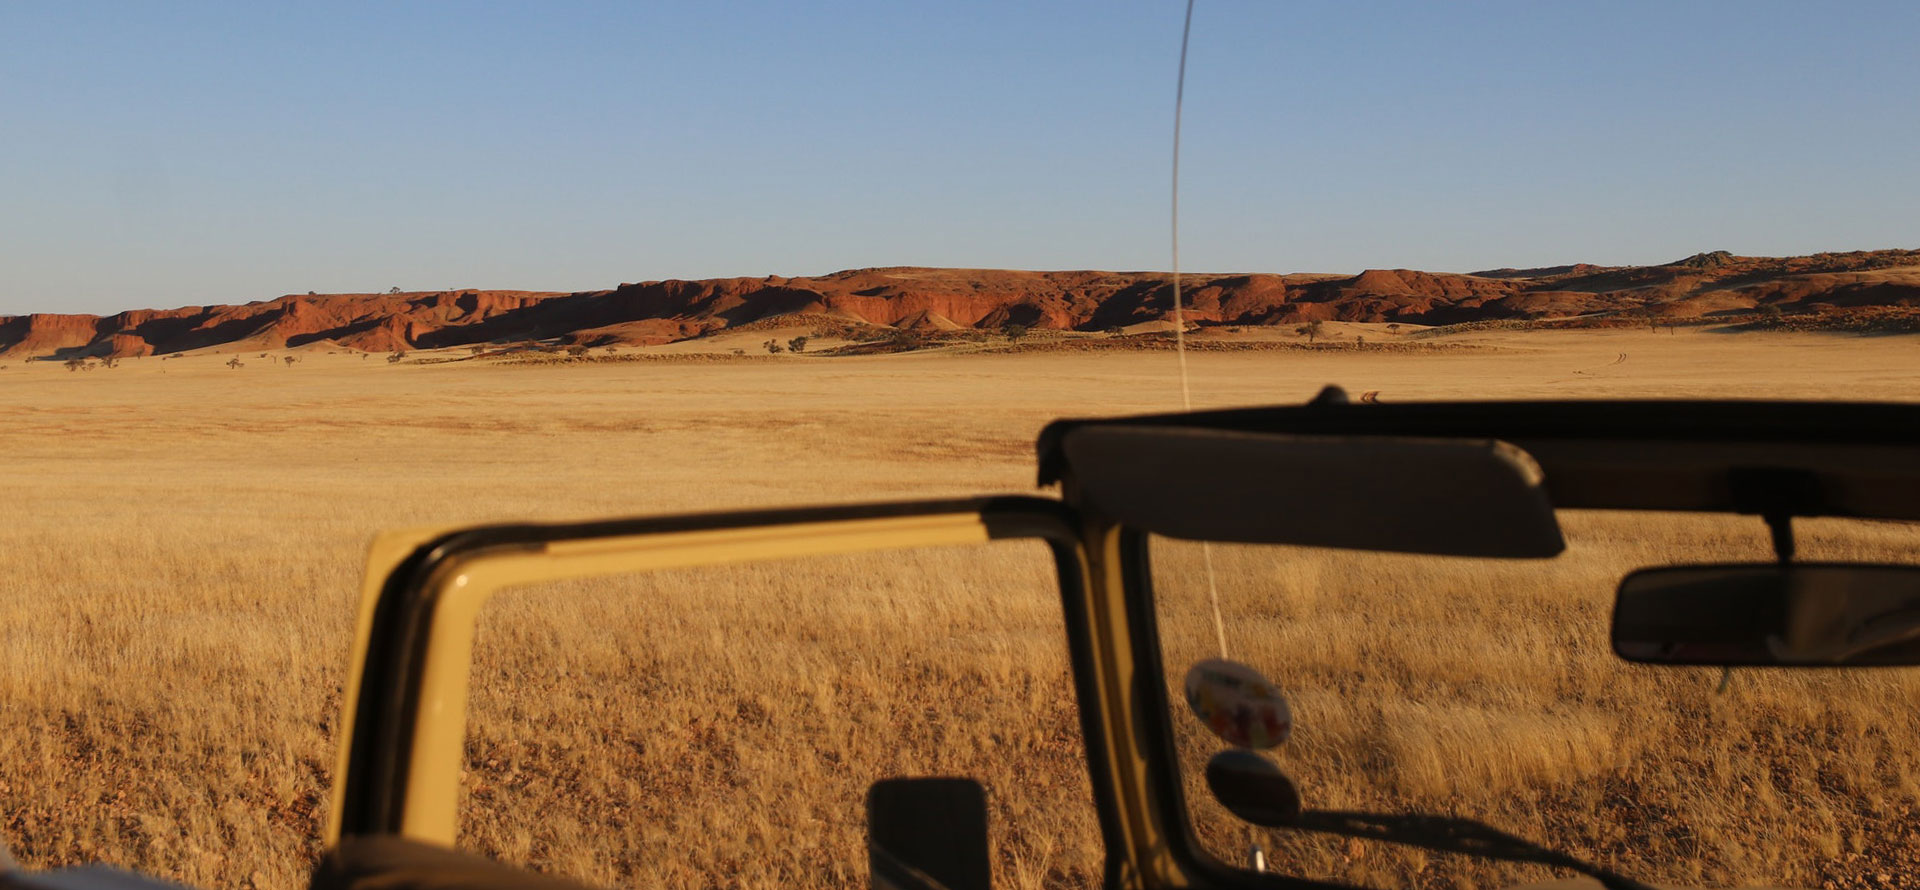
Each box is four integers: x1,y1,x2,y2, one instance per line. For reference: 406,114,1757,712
1169,0,1228,659
1170,0,1197,412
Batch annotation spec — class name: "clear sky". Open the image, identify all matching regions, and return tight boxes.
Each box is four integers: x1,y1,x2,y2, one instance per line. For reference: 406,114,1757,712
3,1,1916,316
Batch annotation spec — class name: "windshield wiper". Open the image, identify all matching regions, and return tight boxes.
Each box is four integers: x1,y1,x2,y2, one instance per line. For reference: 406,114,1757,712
1289,810,1654,890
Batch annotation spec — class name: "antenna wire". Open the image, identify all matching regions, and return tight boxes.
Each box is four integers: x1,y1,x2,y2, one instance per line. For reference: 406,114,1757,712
1169,0,1229,659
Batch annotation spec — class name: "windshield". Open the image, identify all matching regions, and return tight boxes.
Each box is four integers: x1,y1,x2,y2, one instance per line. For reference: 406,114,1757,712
1149,512,1920,889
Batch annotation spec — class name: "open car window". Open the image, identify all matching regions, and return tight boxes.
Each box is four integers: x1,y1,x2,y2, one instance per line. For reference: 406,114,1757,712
1148,512,1920,890
334,499,1104,890
462,538,1102,889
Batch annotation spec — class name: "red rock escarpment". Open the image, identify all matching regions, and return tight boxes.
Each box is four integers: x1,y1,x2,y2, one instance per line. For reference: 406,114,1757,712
4,249,1916,358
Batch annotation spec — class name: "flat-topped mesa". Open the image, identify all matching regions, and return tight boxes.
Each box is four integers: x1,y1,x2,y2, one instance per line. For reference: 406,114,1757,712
3,250,1917,358
0,313,103,359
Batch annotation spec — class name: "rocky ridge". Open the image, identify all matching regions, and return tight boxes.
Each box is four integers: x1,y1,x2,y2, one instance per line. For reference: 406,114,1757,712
5,249,1917,359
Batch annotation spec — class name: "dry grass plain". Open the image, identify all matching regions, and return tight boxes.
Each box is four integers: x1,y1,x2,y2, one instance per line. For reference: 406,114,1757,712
1,327,1917,890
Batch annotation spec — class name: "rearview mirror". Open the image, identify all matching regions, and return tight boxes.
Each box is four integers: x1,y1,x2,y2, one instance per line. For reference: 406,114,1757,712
1613,563,1920,666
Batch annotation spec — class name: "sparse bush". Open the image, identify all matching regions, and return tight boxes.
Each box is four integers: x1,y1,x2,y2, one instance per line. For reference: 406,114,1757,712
283,356,298,367
226,357,244,370
566,345,591,358
64,357,85,372
787,336,809,354
1296,319,1325,343
469,345,488,355
889,329,925,350
387,351,406,364
764,339,784,355
1002,323,1030,342
1104,325,1125,337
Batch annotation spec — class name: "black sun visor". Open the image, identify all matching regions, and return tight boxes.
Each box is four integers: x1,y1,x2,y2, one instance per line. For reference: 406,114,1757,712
1055,425,1566,558
1038,397,1920,546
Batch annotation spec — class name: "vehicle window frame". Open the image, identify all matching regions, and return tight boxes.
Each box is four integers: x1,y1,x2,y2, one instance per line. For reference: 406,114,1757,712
327,494,1122,877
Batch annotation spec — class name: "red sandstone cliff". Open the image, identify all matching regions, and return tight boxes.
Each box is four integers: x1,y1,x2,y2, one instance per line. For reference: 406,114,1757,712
4,249,1916,359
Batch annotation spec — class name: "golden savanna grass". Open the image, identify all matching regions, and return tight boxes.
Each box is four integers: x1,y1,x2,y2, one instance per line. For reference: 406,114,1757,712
1,327,1917,890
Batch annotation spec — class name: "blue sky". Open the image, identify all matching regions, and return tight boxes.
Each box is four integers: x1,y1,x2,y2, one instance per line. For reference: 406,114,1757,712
3,1,1916,316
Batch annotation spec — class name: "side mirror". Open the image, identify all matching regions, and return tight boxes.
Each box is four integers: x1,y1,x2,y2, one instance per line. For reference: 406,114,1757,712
1613,563,1920,666
867,778,990,890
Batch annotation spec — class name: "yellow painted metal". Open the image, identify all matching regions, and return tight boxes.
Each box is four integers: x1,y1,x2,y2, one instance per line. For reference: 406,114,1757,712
381,512,996,845
1076,520,1184,890
326,525,470,843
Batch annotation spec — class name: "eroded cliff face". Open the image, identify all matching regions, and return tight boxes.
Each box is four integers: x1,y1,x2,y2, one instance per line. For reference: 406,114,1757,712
4,250,1916,358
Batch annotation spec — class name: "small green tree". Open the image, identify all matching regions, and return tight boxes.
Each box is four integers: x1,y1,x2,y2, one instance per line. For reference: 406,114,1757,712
1002,322,1030,341
787,336,809,353
1295,320,1325,343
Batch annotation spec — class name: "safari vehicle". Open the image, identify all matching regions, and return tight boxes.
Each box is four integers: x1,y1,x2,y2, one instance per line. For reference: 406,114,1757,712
8,389,1919,890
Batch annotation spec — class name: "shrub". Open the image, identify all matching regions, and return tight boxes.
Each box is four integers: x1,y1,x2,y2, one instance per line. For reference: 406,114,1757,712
787,336,809,353
1002,323,1030,342
566,345,590,357
764,339,784,355
388,351,407,364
